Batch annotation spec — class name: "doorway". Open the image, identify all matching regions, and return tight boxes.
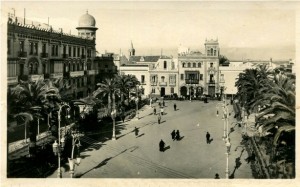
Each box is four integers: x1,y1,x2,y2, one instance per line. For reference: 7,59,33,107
160,87,165,97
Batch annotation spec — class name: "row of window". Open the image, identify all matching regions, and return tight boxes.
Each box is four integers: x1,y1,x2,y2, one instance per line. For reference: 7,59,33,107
181,62,215,68
150,75,176,83
180,74,203,80
8,39,93,58
207,48,218,56
151,87,175,94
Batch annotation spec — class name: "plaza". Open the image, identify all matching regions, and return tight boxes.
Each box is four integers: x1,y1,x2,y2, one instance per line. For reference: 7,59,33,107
47,100,252,178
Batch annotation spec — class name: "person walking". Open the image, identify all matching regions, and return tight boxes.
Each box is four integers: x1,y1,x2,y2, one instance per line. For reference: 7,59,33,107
171,130,176,140
176,130,181,141
173,103,177,111
158,113,161,124
158,102,161,107
159,139,165,152
134,127,139,137
153,107,157,115
160,107,164,115
206,132,211,144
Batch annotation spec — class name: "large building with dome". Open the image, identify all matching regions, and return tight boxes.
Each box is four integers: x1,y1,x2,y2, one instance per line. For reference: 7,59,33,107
7,11,98,99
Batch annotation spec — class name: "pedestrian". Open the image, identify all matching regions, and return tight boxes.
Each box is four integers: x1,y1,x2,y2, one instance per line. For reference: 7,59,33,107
160,107,164,115
174,103,177,111
163,100,165,107
158,114,161,124
171,130,176,140
153,107,156,115
122,114,125,123
134,127,139,137
176,130,181,141
159,139,165,152
206,132,211,144
158,102,161,107
215,173,220,179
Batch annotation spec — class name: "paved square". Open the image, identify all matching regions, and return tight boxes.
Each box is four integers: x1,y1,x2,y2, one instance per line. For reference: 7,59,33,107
48,100,252,179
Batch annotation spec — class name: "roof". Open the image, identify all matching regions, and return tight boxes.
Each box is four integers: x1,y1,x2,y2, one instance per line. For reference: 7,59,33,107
128,55,171,63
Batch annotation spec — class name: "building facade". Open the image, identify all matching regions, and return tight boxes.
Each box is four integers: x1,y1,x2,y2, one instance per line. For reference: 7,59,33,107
7,12,98,99
178,39,220,99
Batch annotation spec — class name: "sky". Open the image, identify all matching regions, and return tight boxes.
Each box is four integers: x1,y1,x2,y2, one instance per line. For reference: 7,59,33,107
2,1,298,60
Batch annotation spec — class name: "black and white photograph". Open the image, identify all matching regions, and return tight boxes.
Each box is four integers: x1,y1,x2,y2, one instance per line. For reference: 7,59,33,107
1,1,299,187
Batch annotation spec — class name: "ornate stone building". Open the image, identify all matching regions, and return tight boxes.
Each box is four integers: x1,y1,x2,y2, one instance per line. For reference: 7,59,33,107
178,39,220,99
7,11,98,99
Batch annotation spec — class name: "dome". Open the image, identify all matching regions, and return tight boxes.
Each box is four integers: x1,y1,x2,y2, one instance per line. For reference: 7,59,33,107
78,11,96,27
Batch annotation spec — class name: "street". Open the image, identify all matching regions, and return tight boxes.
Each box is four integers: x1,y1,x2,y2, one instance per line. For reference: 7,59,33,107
48,100,253,179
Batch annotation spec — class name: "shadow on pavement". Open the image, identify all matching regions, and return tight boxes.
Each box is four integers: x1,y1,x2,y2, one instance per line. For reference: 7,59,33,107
229,148,245,179
75,148,128,178
136,133,145,138
163,145,171,152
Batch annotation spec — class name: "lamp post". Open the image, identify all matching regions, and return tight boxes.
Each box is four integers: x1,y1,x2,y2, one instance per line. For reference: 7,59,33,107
52,102,70,178
135,85,139,119
68,130,82,178
225,138,231,179
111,89,119,140
216,102,228,140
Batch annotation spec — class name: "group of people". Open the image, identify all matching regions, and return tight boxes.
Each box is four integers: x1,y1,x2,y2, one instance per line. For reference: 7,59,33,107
171,130,181,141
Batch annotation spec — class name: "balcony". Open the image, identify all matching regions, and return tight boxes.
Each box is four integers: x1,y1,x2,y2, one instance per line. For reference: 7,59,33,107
219,78,225,83
40,53,48,58
7,76,18,85
29,52,38,56
150,82,157,86
18,51,27,58
208,80,215,86
28,74,44,82
159,82,167,86
169,82,176,86
50,72,63,79
185,79,199,84
140,81,146,85
85,69,98,75
70,71,84,77
62,54,69,58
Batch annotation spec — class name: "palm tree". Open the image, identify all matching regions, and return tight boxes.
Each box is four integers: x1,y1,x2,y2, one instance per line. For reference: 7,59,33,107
115,74,140,105
255,74,295,144
10,79,60,145
93,78,119,114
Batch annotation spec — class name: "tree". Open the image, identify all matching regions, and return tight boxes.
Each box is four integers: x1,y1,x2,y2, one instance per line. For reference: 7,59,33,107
219,55,230,66
10,79,61,150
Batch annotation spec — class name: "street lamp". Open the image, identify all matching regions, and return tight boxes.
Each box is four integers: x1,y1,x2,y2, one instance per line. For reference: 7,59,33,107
225,138,231,179
111,108,117,140
111,89,120,140
52,102,70,178
135,85,140,119
216,102,228,140
68,130,82,178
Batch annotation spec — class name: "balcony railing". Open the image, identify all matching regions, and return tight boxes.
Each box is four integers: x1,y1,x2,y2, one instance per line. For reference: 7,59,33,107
140,81,146,85
7,76,18,85
208,80,215,84
169,82,176,86
29,52,38,56
150,82,157,86
85,69,98,75
18,51,27,58
50,72,63,79
62,54,69,58
70,71,84,77
185,79,199,84
40,53,48,58
159,82,167,86
28,74,44,82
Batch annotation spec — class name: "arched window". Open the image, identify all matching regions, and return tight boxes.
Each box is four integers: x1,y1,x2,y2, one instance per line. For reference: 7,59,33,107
198,63,201,68
161,76,165,82
188,63,191,67
193,63,196,67
182,63,185,68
